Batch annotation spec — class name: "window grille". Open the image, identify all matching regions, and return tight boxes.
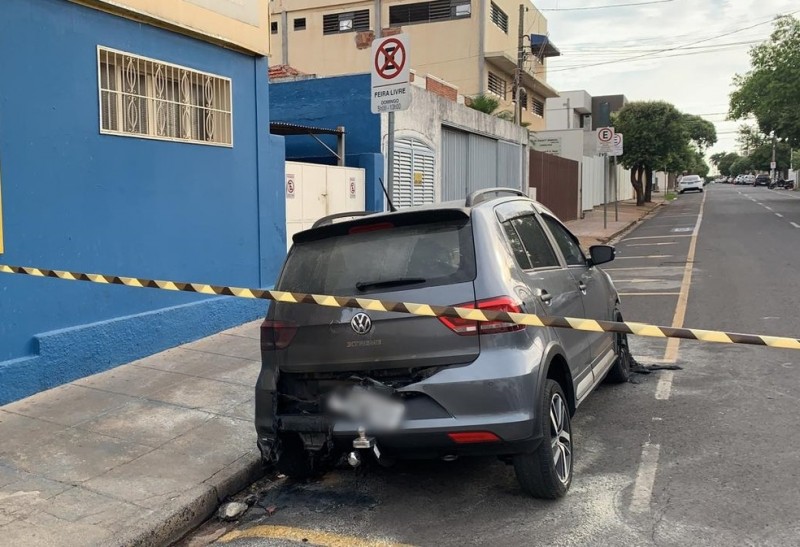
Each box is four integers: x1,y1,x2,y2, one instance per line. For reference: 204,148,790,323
518,88,528,110
389,0,471,26
98,47,232,146
490,2,508,33
487,72,506,99
323,10,370,34
294,18,306,30
532,99,545,117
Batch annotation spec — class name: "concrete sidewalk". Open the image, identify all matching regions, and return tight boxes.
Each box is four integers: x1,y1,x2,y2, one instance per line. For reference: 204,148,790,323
0,321,265,547
0,196,667,547
566,195,667,249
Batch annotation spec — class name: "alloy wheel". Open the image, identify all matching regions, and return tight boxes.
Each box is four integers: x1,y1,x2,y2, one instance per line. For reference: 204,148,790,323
550,393,572,484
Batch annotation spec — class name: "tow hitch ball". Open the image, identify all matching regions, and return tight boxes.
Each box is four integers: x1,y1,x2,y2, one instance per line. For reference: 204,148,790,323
348,426,377,468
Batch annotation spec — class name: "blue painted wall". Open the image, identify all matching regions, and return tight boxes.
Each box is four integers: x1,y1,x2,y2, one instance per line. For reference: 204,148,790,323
0,0,286,403
270,74,384,212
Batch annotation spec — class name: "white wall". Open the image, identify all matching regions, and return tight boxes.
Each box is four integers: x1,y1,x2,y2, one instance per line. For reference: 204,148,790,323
385,86,529,201
284,161,365,249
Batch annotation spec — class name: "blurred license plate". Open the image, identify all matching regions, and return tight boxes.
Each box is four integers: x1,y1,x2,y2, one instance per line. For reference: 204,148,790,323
327,387,405,431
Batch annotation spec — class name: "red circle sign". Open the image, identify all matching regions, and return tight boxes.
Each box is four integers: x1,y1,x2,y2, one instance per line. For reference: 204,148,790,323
598,128,614,143
286,179,295,194
374,38,406,80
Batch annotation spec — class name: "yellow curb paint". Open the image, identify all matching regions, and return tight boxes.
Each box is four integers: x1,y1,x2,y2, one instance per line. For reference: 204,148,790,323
217,525,415,547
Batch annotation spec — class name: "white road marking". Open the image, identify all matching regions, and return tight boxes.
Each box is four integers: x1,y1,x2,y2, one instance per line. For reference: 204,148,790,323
764,206,773,211
627,242,678,247
792,222,800,229
623,235,692,241
615,255,673,260
630,442,661,514
655,372,675,400
775,213,784,218
618,292,681,296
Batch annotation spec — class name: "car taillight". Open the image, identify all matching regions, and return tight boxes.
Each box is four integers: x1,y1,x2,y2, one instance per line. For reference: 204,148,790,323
448,431,501,444
260,319,298,350
438,296,525,336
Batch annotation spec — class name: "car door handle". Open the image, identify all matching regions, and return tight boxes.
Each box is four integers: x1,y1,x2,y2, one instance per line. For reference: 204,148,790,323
538,290,552,305
578,282,587,294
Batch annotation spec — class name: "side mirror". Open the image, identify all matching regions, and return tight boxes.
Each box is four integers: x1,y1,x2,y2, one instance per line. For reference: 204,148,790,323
589,245,615,266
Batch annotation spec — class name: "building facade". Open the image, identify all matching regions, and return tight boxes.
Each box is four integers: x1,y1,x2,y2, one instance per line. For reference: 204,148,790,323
269,0,559,129
0,0,285,404
270,72,528,212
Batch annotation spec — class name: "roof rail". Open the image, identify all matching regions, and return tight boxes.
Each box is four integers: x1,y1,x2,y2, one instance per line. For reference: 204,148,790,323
311,211,376,229
465,187,528,207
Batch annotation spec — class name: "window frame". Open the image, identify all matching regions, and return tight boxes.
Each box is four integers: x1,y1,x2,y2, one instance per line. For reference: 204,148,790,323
388,0,472,27
540,214,587,268
502,213,562,272
96,46,233,147
293,17,307,30
532,98,545,117
270,21,278,34
490,2,508,33
322,10,370,35
487,71,506,99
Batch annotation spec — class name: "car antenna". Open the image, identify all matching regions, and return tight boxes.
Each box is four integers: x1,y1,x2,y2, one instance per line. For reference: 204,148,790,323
378,177,397,212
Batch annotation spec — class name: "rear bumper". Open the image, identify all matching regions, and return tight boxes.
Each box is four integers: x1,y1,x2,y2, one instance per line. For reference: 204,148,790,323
255,346,548,459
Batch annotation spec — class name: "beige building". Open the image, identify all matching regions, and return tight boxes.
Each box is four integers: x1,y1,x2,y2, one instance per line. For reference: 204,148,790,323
270,0,559,129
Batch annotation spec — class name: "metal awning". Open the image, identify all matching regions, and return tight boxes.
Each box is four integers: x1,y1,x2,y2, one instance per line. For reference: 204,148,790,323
270,122,346,166
269,122,343,137
530,34,561,58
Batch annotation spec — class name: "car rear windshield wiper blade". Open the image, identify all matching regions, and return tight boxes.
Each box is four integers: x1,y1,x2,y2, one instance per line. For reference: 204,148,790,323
355,277,426,292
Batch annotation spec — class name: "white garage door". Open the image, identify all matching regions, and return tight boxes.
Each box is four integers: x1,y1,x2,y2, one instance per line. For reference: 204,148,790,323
392,138,435,209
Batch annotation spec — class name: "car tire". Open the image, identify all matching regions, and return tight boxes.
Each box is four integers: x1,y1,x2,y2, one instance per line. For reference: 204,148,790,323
275,433,324,480
678,190,684,194
513,379,572,499
605,309,633,384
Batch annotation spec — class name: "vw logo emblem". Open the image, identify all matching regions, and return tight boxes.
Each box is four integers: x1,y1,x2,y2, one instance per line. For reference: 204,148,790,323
350,313,372,335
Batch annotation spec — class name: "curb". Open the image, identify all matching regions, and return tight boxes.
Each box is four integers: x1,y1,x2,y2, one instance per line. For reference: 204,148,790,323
115,452,265,547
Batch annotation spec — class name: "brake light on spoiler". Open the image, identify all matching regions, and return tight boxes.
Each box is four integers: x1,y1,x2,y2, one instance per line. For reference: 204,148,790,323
437,296,525,336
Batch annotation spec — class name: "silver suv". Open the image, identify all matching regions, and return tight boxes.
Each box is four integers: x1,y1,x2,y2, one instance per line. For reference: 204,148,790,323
256,188,632,499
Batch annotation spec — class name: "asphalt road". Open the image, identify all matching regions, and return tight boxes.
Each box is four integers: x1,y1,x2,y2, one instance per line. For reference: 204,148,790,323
183,185,800,547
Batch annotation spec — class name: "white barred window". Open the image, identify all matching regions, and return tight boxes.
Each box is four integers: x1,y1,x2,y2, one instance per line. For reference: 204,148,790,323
98,47,233,146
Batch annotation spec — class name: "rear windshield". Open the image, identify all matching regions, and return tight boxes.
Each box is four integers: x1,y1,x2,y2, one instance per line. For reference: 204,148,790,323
278,219,476,295
682,176,701,182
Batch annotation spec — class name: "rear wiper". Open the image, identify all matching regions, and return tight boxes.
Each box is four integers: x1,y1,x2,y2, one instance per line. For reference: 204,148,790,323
355,277,426,292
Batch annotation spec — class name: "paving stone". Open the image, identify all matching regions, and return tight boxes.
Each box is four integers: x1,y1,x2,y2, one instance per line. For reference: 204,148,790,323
77,400,214,447
1,385,138,427
147,375,252,415
73,366,186,398
182,333,262,361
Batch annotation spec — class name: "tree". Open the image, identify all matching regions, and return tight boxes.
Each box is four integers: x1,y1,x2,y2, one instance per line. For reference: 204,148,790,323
729,16,800,146
613,101,716,205
710,152,741,177
730,156,754,176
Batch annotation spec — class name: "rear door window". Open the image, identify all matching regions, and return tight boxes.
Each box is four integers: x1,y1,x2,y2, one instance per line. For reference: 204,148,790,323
503,214,560,270
278,219,476,295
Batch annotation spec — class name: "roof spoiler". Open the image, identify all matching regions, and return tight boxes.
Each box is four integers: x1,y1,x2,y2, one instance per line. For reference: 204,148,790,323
466,187,528,207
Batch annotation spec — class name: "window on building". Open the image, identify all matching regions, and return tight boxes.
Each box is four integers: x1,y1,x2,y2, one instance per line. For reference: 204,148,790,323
271,21,278,34
490,2,508,33
323,10,370,34
487,72,506,99
389,0,471,26
294,18,306,30
98,47,232,146
518,88,528,110
532,98,545,117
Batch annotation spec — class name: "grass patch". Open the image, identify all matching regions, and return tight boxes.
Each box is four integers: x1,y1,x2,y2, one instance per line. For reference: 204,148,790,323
665,191,677,201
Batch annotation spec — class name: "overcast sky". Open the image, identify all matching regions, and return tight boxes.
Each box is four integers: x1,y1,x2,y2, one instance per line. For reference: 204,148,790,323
539,0,797,157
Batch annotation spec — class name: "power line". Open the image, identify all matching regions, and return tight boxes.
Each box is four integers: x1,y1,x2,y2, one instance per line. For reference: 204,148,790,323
541,0,674,11
540,9,799,74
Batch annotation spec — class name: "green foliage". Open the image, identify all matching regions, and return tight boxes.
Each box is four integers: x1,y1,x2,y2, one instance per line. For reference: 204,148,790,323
748,141,792,172
711,152,741,176
730,156,754,175
682,114,717,151
468,94,501,115
729,16,800,146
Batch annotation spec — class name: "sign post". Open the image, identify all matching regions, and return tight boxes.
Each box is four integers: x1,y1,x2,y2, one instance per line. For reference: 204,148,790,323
371,34,411,207
610,133,623,221
597,127,615,229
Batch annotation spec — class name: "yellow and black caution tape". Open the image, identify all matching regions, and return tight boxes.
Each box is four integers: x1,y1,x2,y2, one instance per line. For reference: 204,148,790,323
2,263,800,350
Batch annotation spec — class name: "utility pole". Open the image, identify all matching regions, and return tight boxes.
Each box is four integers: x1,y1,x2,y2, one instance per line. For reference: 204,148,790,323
771,132,777,183
514,4,525,125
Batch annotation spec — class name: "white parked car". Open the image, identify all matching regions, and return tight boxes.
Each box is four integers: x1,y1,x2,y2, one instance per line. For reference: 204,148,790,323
678,174,704,194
